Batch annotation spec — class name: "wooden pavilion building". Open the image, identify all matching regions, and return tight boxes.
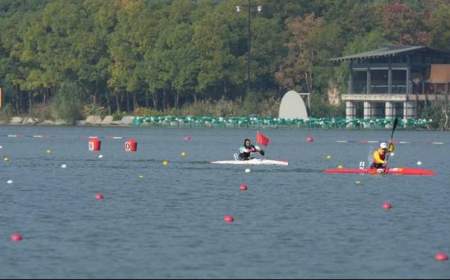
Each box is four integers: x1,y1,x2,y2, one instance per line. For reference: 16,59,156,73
331,45,450,124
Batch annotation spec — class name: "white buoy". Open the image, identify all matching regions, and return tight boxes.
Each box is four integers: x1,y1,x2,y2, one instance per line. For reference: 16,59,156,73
390,152,395,157
98,154,103,159
61,164,67,168
417,161,422,166
245,168,251,173
6,179,13,184
0,145,3,149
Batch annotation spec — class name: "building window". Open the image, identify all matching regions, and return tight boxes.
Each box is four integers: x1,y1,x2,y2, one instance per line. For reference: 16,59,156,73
392,70,407,93
371,70,388,93
352,70,367,94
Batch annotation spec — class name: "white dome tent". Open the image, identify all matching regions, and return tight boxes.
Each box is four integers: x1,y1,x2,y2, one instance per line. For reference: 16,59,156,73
278,90,310,120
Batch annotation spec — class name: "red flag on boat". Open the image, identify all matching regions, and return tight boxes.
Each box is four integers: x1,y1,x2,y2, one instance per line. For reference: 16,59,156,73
256,131,270,146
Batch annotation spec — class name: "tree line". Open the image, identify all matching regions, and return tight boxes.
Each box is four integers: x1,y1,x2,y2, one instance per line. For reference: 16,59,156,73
0,0,449,119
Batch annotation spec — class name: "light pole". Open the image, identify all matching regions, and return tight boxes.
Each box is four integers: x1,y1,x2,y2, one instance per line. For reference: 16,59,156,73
236,1,262,95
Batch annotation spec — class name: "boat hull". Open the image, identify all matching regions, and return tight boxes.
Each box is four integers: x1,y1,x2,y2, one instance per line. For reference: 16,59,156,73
210,159,288,166
323,167,435,176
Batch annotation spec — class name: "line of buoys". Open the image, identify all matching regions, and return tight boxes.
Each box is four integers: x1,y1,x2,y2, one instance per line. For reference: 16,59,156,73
87,137,140,153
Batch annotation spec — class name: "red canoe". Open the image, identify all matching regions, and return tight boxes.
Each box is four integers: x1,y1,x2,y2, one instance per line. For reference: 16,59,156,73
323,167,435,176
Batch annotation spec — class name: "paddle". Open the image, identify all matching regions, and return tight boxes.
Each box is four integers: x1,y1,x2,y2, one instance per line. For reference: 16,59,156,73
384,117,398,173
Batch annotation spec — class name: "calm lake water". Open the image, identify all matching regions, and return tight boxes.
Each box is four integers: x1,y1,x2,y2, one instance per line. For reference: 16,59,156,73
0,126,449,278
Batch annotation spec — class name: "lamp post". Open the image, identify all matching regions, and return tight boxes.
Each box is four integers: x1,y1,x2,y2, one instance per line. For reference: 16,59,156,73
236,1,262,95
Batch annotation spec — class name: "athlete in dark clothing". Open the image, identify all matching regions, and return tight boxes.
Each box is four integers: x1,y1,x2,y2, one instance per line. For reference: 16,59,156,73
238,138,265,160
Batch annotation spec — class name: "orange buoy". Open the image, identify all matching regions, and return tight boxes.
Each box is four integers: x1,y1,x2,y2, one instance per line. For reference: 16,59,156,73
10,233,23,242
224,215,234,223
124,138,138,152
88,137,101,152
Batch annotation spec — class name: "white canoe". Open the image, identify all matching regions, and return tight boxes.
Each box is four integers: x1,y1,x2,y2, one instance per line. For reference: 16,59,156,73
210,159,288,166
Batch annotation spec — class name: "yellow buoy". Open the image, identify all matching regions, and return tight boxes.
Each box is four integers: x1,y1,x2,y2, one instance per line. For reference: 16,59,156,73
46,149,52,154
180,152,187,157
162,160,169,166
325,155,331,160
337,165,343,169
138,175,144,179
3,156,9,161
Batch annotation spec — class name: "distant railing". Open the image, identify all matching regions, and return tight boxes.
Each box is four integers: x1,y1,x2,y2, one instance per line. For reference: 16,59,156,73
133,116,432,129
352,81,450,95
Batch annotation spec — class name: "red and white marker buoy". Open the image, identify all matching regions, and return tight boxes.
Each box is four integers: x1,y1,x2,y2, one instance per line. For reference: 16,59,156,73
224,215,234,223
435,252,448,261
10,232,23,242
124,138,137,152
240,184,248,191
88,137,101,152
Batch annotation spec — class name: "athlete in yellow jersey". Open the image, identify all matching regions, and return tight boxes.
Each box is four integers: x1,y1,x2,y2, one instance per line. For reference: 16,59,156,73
370,142,395,169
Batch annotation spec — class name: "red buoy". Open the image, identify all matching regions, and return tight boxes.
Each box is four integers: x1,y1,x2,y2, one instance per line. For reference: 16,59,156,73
435,252,448,261
224,215,234,223
383,201,392,210
95,193,104,200
10,233,23,242
124,138,137,152
88,137,101,152
240,184,248,191
306,136,314,143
